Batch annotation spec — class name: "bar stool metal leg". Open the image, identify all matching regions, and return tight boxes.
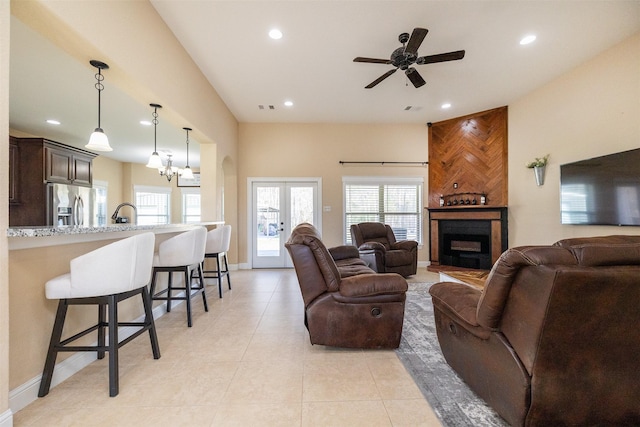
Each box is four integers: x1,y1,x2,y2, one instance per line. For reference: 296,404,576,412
142,287,160,358
38,300,68,397
107,294,119,397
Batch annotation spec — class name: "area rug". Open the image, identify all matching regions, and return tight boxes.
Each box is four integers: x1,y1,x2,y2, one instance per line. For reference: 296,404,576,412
396,283,509,427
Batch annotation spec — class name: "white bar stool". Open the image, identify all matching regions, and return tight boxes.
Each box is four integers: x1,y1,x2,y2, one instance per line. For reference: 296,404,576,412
38,232,159,398
149,226,207,327
200,225,232,298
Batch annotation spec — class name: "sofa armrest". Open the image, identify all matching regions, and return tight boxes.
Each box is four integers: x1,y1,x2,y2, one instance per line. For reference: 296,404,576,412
391,240,418,251
429,282,491,339
339,273,407,297
358,241,387,252
328,245,360,261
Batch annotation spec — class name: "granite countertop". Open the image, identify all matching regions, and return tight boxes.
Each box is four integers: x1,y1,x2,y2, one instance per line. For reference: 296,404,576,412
6,223,205,238
7,222,224,249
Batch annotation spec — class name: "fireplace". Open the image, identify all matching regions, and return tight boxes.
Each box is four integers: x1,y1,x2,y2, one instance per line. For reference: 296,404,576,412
428,207,508,270
440,220,492,269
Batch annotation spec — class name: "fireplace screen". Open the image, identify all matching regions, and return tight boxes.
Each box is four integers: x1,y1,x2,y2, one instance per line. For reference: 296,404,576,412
450,239,482,253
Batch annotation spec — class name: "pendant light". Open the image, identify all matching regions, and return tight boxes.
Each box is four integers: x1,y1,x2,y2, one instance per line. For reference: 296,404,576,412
146,103,163,168
85,60,113,152
181,127,194,180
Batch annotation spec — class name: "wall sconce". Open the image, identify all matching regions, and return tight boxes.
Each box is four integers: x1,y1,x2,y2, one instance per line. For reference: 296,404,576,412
181,127,194,180
85,60,112,151
146,103,163,169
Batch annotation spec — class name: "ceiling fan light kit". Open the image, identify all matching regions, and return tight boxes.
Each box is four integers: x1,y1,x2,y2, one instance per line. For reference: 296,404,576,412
354,27,465,89
85,60,113,151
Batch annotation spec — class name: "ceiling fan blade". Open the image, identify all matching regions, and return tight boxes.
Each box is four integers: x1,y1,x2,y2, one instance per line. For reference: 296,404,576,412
365,69,397,89
354,57,392,64
416,50,466,65
405,27,428,54
405,68,426,88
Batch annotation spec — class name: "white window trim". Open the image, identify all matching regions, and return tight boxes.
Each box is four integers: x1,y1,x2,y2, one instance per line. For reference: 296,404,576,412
342,175,424,244
134,184,172,195
181,188,201,223
180,187,200,195
134,185,172,225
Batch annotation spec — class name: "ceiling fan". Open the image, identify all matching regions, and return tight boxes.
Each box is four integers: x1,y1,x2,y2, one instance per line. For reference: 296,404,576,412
354,27,465,89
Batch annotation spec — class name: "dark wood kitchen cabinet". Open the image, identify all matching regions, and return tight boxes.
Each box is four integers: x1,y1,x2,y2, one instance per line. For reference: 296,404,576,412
9,137,98,226
44,143,94,186
9,137,19,205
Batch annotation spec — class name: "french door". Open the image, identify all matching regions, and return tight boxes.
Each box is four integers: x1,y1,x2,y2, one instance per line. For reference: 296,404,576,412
251,179,320,268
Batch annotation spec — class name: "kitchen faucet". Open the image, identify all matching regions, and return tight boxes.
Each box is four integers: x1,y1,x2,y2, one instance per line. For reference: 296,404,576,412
111,202,137,225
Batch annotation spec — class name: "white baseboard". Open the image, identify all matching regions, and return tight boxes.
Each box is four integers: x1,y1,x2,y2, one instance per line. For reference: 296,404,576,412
9,299,172,414
418,260,431,268
0,409,13,427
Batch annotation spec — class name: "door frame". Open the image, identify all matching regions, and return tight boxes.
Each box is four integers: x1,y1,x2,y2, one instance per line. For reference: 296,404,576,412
247,177,322,269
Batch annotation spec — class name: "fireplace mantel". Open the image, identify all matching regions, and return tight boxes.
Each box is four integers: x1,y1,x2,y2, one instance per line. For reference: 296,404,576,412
427,206,508,268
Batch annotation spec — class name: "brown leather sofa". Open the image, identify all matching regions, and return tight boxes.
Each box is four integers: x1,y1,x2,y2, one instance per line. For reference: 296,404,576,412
350,222,418,277
429,235,640,426
286,223,408,349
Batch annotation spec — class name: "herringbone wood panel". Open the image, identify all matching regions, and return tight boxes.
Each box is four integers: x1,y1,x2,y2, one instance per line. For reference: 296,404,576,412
428,106,508,208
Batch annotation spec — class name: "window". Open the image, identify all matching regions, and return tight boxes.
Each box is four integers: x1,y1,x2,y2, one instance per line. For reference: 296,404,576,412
134,185,171,225
93,180,108,226
182,188,201,223
343,176,423,244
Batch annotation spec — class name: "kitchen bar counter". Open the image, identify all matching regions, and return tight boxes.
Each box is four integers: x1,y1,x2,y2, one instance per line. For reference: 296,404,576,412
7,221,224,250
7,220,225,404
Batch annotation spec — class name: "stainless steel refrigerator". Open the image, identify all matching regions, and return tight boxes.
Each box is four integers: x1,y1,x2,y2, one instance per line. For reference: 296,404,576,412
47,183,99,226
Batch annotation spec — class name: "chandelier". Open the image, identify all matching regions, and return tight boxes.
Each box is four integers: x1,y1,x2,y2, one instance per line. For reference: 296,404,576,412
159,153,182,182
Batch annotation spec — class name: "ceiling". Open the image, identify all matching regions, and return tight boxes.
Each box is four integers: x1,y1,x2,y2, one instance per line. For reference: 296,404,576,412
9,1,640,166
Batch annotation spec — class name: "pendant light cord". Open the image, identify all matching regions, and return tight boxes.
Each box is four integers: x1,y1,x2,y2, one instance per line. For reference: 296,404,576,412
185,129,190,166
152,106,159,152
95,68,104,129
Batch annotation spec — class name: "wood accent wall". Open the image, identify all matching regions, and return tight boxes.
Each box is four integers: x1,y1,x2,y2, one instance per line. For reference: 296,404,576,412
428,106,508,208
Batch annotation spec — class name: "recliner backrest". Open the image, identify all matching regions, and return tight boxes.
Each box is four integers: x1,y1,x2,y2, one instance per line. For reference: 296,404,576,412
286,223,342,305
555,235,640,266
350,222,394,250
477,246,577,329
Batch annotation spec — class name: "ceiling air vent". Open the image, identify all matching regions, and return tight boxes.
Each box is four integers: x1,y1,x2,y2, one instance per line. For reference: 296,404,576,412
258,105,276,110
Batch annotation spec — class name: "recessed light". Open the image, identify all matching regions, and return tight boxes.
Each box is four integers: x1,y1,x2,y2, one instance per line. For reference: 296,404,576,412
140,120,152,126
520,34,536,45
441,103,452,109
284,100,293,107
269,29,283,40
46,119,61,125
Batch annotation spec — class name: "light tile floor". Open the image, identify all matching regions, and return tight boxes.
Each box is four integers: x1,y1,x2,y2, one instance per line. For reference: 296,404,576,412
14,268,442,426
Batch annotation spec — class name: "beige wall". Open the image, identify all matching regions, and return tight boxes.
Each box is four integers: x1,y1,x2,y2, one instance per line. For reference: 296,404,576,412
5,0,239,414
509,32,640,246
238,123,429,264
11,0,239,246
1,0,10,422
4,0,639,416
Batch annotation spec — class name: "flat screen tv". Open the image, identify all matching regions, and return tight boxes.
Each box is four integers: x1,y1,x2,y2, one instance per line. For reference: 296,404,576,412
560,148,640,226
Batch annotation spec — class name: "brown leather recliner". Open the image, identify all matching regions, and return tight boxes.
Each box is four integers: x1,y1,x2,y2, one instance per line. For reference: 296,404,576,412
350,222,418,277
429,235,640,426
286,223,408,349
